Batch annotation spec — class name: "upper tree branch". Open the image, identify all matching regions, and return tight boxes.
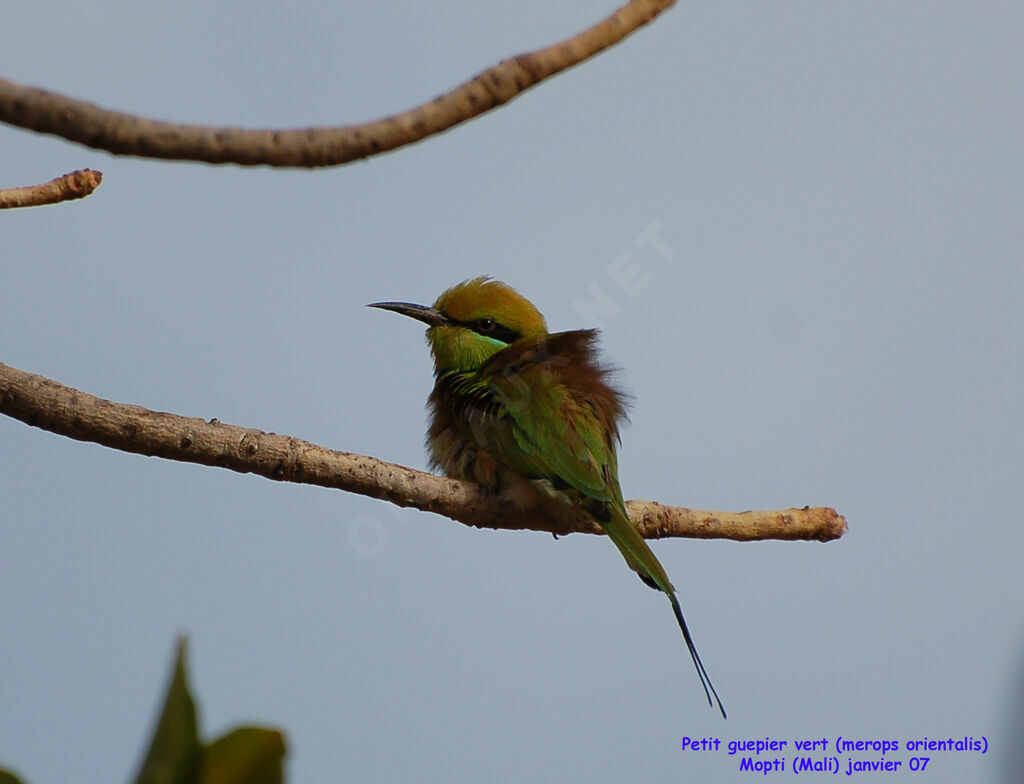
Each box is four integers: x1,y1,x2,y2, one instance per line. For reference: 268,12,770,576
0,361,847,542
0,0,676,168
0,168,102,209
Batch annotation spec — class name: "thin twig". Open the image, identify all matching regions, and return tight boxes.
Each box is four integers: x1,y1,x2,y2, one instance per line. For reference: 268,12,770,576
0,361,847,542
0,0,676,168
0,169,102,209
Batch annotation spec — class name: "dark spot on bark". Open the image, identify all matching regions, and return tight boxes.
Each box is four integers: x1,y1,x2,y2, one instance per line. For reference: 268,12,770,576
584,499,611,523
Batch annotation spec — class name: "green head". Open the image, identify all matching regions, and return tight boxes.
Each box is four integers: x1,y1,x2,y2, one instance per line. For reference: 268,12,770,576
369,277,548,372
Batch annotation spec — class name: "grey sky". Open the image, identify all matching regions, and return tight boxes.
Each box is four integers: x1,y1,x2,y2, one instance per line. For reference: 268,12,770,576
2,2,1022,782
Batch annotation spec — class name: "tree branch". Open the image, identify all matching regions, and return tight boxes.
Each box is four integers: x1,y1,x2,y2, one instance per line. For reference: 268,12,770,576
0,168,102,209
0,0,677,168
0,361,847,542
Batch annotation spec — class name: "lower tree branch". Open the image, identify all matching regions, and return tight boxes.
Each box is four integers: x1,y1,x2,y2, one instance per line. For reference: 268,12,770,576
0,169,102,209
0,361,847,542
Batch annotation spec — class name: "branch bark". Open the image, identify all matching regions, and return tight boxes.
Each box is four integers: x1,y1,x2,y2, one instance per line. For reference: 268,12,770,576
0,0,677,168
0,361,847,542
0,168,102,209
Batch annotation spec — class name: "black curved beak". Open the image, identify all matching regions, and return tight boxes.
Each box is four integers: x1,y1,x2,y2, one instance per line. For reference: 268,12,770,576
367,301,450,327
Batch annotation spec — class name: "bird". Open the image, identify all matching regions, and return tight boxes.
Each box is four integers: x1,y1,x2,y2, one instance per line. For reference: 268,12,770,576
369,276,725,717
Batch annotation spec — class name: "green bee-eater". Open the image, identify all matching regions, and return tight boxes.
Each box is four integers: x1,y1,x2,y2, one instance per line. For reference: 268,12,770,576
370,277,725,717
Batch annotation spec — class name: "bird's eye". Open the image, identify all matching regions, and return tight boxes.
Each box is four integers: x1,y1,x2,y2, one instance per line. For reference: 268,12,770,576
477,318,496,332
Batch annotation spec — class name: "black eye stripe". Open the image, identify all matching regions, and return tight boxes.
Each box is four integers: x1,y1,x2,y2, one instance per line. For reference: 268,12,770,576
454,318,521,344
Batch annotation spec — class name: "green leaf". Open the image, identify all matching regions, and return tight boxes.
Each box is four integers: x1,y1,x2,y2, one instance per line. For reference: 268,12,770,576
196,727,286,784
132,637,201,784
